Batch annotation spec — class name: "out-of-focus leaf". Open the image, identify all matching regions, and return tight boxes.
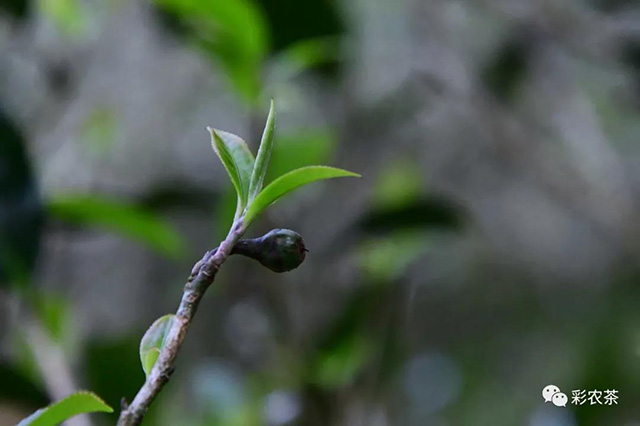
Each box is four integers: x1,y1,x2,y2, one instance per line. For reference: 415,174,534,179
140,185,216,211
0,0,29,19
0,362,48,407
482,29,532,102
359,197,465,235
248,100,276,202
265,130,335,182
10,304,76,394
0,109,43,289
11,329,41,388
32,292,77,351
86,336,143,411
139,314,175,377
81,107,118,157
208,128,255,213
311,334,372,389
372,159,421,209
38,0,86,37
47,195,184,258
590,0,634,13
622,40,640,71
187,361,249,422
270,36,341,82
244,166,360,225
17,391,113,426
155,0,268,102
259,0,343,53
309,289,376,388
282,37,340,69
358,231,431,281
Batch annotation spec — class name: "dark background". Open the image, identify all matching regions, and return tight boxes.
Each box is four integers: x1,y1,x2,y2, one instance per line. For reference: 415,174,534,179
2,0,640,425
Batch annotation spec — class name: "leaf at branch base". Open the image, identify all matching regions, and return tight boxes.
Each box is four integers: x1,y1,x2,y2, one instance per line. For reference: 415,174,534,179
248,99,276,202
139,314,175,377
244,166,360,225
208,128,255,211
17,391,113,426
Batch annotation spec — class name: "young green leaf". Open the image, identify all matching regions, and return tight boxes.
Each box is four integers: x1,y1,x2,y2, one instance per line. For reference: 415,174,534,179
18,391,113,426
248,99,276,202
244,166,360,225
208,128,255,211
139,314,175,377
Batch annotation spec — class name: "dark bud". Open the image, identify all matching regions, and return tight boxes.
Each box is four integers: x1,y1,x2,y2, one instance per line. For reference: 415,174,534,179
232,229,307,273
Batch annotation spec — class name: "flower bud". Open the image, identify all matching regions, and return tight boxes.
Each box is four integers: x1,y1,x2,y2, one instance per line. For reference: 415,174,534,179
232,229,307,272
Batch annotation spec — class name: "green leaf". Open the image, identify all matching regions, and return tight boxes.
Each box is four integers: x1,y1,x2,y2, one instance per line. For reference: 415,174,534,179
18,391,113,426
142,349,160,377
208,128,255,213
47,195,185,259
155,0,268,103
32,291,76,347
40,0,87,38
270,36,341,83
358,231,432,282
244,166,360,225
248,99,276,202
139,314,175,377
311,335,373,389
372,159,422,209
81,106,118,157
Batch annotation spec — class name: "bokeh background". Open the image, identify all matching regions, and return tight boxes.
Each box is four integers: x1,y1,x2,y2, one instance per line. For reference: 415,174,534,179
2,0,640,425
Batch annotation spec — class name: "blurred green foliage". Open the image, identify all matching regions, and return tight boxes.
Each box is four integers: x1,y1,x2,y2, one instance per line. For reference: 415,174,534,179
0,362,48,408
86,336,145,413
38,0,87,37
81,107,119,158
47,194,185,259
265,130,335,182
0,0,29,19
31,292,76,347
155,0,268,103
259,0,343,54
481,28,532,103
3,0,640,425
0,110,43,290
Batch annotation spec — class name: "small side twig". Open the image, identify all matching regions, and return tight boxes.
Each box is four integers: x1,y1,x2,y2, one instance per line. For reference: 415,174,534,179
117,220,246,426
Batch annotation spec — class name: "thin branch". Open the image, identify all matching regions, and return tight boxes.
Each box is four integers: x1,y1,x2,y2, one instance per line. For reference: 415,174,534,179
5,289,92,426
24,318,92,426
117,219,246,426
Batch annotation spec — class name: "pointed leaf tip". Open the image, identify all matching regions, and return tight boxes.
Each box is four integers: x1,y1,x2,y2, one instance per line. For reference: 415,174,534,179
244,165,360,225
248,100,277,202
18,391,113,426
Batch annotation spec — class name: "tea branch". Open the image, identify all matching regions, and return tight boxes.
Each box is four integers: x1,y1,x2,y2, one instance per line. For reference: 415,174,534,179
116,219,246,426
